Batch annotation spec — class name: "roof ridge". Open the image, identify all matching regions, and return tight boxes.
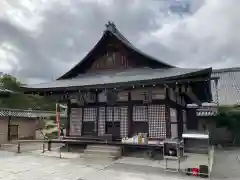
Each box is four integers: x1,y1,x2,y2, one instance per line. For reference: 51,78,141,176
104,21,174,68
213,67,240,73
58,21,174,79
105,21,132,44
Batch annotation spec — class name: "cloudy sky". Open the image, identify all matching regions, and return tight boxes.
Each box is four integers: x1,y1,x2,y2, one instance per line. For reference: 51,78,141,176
0,0,239,84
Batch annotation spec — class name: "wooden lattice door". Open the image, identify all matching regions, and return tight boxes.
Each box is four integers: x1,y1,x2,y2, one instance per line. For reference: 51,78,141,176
105,106,123,140
82,108,97,136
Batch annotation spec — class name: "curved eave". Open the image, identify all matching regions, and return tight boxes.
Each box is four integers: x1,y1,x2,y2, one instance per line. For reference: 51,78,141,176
22,67,212,94
57,31,109,80
109,30,174,69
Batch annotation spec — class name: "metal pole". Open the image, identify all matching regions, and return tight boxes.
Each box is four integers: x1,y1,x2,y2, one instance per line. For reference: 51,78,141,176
59,148,62,159
17,142,20,153
42,143,45,153
48,141,52,151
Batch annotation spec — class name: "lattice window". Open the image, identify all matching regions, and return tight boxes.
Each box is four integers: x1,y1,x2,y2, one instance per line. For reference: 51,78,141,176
148,105,166,139
106,107,113,122
133,105,148,122
120,107,128,138
106,107,122,122
115,107,122,122
98,107,106,136
70,108,82,136
83,108,96,122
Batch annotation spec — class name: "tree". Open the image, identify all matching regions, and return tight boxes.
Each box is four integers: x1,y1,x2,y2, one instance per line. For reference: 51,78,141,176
0,74,22,92
213,105,240,145
0,74,56,110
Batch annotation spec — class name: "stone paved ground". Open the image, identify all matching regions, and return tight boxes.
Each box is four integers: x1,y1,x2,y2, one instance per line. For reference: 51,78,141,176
211,148,240,180
0,147,240,180
1,142,63,153
0,150,196,180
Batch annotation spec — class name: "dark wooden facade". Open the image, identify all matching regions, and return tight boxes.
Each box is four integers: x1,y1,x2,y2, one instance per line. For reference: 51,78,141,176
67,87,171,140
66,84,192,140
22,21,213,141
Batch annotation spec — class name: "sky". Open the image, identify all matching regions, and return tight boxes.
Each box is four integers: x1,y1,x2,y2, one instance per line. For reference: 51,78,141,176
0,0,239,84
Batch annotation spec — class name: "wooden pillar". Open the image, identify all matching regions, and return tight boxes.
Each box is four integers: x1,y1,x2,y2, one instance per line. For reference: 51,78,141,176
81,106,84,136
127,91,133,137
95,92,99,136
66,99,71,137
187,108,198,130
177,106,183,137
165,88,171,138
104,104,107,134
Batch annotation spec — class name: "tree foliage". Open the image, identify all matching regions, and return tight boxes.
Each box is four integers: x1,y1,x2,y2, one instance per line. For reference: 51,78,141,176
0,74,56,110
213,105,240,144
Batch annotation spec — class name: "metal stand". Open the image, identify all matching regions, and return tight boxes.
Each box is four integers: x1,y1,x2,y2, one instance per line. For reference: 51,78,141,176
163,139,183,172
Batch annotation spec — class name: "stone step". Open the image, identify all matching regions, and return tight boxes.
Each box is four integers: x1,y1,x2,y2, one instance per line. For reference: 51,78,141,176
86,145,121,151
84,148,121,157
83,145,122,160
81,153,117,160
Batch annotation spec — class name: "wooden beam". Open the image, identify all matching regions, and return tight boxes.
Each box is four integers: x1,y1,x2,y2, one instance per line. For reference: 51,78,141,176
95,91,99,136
127,91,133,137
66,99,71,136
186,86,201,106
165,88,171,138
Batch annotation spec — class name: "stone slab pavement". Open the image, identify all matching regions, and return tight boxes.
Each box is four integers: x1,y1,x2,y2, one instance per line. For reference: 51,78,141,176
211,147,240,180
0,147,240,180
0,151,196,180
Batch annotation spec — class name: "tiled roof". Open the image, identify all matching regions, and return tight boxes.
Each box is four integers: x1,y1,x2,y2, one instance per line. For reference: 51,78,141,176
0,109,66,118
188,103,218,117
0,109,39,118
104,21,174,68
58,21,174,79
211,68,240,105
22,67,211,90
196,109,218,117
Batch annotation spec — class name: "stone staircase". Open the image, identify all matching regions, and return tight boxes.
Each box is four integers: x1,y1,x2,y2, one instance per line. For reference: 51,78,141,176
83,145,122,160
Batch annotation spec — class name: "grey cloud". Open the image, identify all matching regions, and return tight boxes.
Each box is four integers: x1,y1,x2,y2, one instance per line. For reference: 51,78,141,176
19,0,161,81
0,19,61,81
0,0,239,84
139,0,240,68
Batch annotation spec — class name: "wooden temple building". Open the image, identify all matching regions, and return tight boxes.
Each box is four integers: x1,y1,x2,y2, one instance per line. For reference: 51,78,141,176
22,22,217,142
